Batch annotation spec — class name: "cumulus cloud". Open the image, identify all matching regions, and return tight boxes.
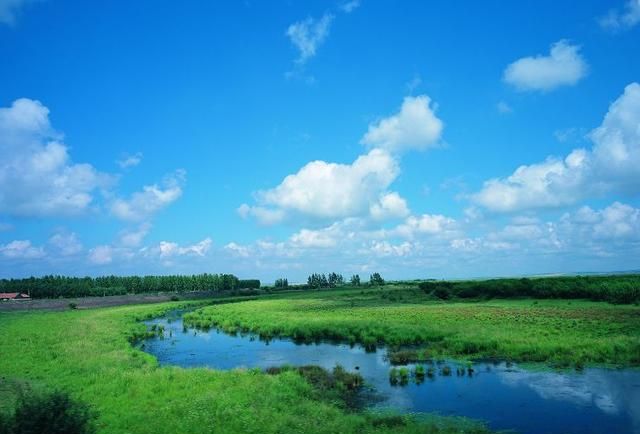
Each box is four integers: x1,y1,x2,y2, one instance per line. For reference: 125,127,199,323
244,149,400,223
224,242,251,258
393,213,458,239
370,192,410,220
88,245,113,265
118,223,151,248
561,202,640,241
361,95,444,153
0,239,45,259
599,0,640,31
116,152,143,169
237,204,286,225
503,40,588,92
472,83,640,212
110,170,185,221
286,13,333,65
0,98,112,217
159,238,212,258
48,231,83,256
367,240,415,257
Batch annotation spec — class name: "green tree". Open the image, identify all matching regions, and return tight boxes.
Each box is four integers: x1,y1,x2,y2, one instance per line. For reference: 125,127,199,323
369,273,385,286
350,274,361,286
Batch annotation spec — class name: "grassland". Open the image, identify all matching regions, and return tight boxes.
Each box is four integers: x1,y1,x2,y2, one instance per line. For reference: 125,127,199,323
0,299,491,434
184,285,640,367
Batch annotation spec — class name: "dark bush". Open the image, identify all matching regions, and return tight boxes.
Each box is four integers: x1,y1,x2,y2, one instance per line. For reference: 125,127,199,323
237,279,260,289
370,415,407,428
433,287,451,300
6,389,95,434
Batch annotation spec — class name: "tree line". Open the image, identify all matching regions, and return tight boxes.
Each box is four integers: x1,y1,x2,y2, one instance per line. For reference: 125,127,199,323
418,274,640,304
0,274,260,299
305,272,384,289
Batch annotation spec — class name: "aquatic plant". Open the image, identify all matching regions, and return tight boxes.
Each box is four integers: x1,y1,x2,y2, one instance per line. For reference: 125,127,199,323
389,367,400,385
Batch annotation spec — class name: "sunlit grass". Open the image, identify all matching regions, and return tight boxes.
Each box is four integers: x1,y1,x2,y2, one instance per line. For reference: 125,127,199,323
0,300,491,434
184,287,640,367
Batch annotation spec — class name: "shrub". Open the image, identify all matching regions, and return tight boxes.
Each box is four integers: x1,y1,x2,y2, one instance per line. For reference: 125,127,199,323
433,287,451,300
237,279,260,289
7,389,95,434
68,302,78,310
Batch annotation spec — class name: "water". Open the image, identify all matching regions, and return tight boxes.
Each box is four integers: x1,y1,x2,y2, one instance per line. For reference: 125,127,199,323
142,312,640,434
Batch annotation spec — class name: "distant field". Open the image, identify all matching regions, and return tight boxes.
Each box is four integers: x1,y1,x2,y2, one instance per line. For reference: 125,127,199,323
185,285,640,367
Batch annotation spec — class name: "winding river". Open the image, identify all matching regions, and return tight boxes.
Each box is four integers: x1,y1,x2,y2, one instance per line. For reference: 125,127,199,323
142,311,640,434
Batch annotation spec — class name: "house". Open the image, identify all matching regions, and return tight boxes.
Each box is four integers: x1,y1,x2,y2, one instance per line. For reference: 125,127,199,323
0,292,31,301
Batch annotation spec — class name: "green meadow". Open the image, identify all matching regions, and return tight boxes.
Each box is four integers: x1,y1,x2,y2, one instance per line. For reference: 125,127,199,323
1,280,639,433
0,300,491,434
184,285,640,367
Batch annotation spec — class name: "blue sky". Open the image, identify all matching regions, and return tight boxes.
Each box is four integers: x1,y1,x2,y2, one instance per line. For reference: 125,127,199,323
1,0,639,282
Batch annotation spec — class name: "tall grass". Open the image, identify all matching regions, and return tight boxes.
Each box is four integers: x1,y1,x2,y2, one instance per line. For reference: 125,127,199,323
0,301,491,434
184,290,640,367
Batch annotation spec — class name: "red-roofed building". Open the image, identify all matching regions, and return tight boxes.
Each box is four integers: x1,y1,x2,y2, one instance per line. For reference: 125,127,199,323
0,292,31,301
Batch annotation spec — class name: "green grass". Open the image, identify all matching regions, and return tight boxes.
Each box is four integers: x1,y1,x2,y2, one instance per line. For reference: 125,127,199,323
184,286,640,367
0,300,491,434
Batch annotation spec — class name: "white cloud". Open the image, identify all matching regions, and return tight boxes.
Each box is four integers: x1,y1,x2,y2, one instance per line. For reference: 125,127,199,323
118,223,151,247
246,149,399,223
0,240,45,259
0,0,35,25
116,152,143,169
290,228,337,248
503,40,588,92
561,202,640,241
599,0,640,31
360,95,444,153
339,0,360,13
159,238,212,258
48,231,83,256
224,242,251,258
393,213,457,239
368,240,414,257
88,245,113,265
370,192,410,220
237,205,286,225
110,170,185,221
286,13,333,65
472,83,640,212
471,150,590,212
0,98,112,217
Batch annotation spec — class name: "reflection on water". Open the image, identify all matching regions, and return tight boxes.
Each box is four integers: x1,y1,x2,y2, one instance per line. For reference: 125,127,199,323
142,313,640,434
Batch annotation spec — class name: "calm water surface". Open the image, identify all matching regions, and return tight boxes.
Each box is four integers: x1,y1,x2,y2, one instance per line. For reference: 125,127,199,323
142,312,640,434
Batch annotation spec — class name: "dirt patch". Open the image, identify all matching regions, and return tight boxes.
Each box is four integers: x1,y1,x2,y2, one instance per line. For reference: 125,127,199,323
0,291,217,312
